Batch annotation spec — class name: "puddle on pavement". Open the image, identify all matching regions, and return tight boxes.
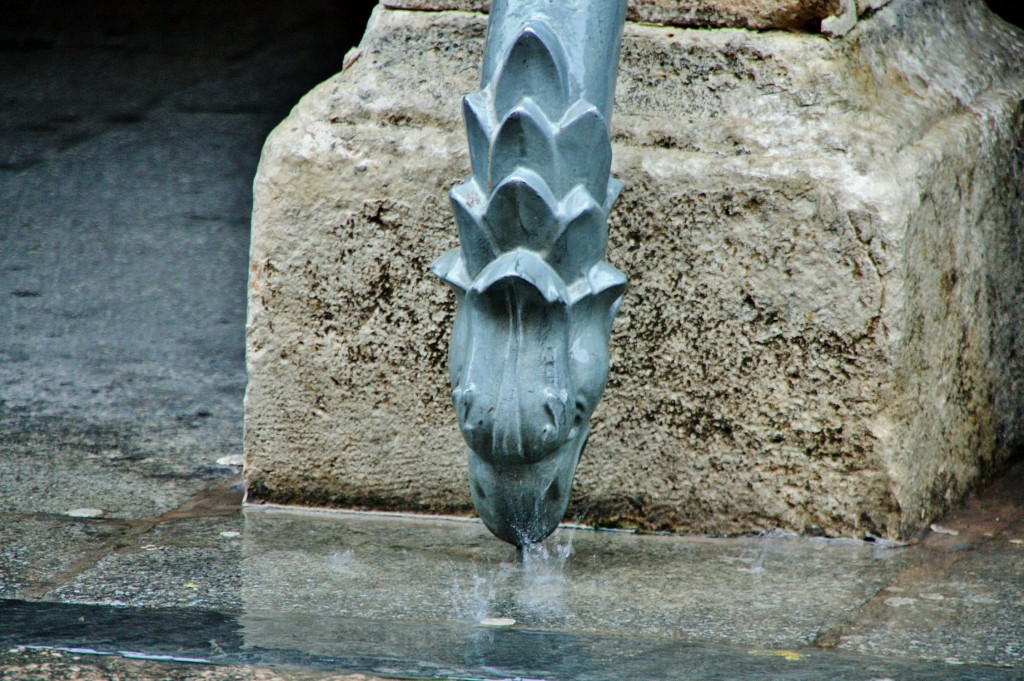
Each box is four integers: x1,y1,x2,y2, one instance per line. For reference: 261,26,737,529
237,507,911,647
1,507,1021,680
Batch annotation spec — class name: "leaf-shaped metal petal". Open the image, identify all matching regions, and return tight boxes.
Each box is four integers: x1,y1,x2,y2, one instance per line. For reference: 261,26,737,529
484,170,559,254
463,92,492,188
432,249,473,388
490,98,555,193
567,262,627,419
471,248,568,304
604,177,624,213
576,261,628,310
546,186,606,281
450,180,496,278
430,248,471,296
557,101,611,200
493,24,569,122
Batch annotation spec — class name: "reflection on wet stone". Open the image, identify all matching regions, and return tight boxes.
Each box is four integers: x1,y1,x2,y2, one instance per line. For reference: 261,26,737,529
2,505,1023,679
239,508,913,648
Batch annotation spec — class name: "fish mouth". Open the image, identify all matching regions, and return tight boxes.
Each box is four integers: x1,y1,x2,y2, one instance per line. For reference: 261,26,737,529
467,425,588,546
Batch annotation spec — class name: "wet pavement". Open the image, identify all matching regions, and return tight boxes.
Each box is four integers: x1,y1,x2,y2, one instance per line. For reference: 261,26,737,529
0,646,379,681
3,0,1024,679
2,467,1023,680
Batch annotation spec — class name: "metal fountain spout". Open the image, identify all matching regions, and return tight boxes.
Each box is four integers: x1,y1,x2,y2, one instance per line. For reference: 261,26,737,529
432,0,628,546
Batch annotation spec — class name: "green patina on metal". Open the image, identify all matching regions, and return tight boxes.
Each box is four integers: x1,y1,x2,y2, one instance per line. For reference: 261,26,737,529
433,0,628,546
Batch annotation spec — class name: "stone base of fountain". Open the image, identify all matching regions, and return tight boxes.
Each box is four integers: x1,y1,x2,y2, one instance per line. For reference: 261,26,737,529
244,0,1024,540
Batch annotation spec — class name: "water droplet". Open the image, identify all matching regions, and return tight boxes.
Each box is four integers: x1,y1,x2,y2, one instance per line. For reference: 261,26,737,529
884,597,917,608
66,508,104,518
480,617,516,627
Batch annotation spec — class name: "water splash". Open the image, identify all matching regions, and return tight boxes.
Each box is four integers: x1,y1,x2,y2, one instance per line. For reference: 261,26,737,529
517,529,573,574
328,549,354,574
448,529,576,627
449,562,510,625
748,542,767,575
513,529,573,620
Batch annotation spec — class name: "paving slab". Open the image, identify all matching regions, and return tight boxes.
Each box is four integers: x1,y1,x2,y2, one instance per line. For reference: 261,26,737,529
0,646,380,681
3,479,1023,678
240,508,917,649
0,0,357,171
3,600,1020,681
0,75,260,519
1,0,345,60
0,516,127,599
45,516,243,611
0,415,237,519
835,531,1024,667
0,0,376,522
0,50,216,170
826,460,1024,668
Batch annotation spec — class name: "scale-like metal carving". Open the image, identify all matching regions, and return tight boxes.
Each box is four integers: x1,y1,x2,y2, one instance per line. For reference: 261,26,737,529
433,0,628,546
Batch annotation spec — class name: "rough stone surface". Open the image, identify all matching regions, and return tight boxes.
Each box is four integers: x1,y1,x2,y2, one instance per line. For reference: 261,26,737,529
825,460,1024,667
245,0,1024,540
0,516,126,598
46,516,244,611
382,0,885,33
0,647,381,681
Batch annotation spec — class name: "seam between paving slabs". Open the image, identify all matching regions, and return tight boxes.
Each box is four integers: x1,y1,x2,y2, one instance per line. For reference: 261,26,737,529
8,476,243,601
813,517,1023,655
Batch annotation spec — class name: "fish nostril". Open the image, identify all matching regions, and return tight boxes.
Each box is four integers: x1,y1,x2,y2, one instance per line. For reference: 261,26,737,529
541,424,557,444
545,392,571,431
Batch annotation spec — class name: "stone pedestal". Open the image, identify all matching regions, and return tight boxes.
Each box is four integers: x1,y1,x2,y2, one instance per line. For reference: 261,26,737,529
244,0,1024,539
381,0,887,35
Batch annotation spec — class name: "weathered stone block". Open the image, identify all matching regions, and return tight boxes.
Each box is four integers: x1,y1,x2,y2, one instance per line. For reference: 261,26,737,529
245,0,1024,539
382,0,884,34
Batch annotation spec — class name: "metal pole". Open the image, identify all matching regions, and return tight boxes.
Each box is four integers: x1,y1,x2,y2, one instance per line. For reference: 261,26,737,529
433,0,628,546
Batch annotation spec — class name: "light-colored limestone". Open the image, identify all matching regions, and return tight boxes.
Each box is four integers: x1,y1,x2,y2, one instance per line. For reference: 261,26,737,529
383,0,889,34
245,0,1024,539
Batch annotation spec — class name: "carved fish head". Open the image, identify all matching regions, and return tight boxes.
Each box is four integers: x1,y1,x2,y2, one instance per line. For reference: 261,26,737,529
467,426,587,545
451,262,577,464
434,249,625,545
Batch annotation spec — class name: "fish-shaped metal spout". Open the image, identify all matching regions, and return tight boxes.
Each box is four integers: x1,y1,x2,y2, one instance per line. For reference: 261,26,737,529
433,0,628,546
